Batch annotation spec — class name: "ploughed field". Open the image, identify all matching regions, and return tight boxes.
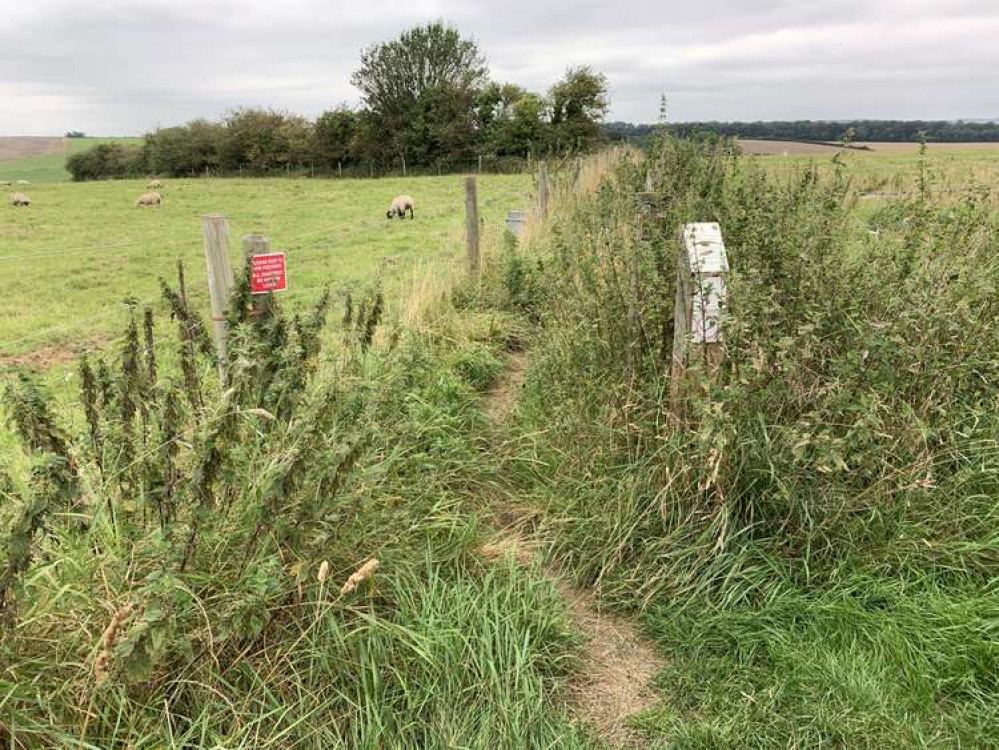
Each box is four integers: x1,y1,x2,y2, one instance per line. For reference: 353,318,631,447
0,174,531,364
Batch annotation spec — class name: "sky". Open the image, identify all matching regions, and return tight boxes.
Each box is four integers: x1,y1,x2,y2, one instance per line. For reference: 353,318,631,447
1,0,997,136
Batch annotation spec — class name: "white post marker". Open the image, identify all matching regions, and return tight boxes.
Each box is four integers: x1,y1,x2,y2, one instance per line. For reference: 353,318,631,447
671,222,729,394
505,209,527,238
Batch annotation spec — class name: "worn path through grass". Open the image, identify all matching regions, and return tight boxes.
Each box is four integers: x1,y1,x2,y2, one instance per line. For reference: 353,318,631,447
480,349,665,749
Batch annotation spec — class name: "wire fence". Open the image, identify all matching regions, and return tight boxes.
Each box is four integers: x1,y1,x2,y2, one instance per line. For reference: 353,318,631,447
0,215,417,362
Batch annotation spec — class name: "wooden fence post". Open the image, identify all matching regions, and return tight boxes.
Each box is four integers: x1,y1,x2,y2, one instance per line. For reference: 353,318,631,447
671,222,729,398
537,161,549,219
243,233,270,317
465,176,480,273
202,213,235,380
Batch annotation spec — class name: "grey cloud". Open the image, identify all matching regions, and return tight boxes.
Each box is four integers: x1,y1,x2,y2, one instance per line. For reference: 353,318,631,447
1,0,997,135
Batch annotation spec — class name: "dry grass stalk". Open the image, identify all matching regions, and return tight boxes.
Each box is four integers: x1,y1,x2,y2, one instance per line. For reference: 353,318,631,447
339,558,380,596
94,602,134,683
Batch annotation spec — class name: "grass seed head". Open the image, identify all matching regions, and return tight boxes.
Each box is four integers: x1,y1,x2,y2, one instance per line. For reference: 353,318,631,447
340,558,379,596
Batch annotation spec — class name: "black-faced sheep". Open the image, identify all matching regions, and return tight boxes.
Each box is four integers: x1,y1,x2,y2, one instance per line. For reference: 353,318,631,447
135,191,162,207
386,195,414,220
10,192,31,207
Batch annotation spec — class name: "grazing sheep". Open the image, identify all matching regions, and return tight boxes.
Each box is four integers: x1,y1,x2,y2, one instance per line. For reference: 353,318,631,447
386,195,414,220
147,179,163,189
10,192,31,207
16,180,29,185
135,191,162,207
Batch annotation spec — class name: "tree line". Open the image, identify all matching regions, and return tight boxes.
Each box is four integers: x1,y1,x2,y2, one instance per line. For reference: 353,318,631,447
603,119,999,146
68,22,609,181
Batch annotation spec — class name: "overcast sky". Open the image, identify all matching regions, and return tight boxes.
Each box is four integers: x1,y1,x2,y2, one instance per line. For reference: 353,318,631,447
1,0,997,136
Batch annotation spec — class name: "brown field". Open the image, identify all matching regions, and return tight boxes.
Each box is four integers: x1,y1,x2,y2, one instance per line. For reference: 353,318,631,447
0,136,66,160
740,138,999,156
739,139,843,155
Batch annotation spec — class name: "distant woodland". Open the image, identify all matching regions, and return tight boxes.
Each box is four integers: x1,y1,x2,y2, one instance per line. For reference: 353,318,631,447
604,120,999,144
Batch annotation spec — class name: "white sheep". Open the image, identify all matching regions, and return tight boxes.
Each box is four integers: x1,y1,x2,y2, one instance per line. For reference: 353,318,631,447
147,178,163,189
135,191,163,207
386,194,414,220
10,192,31,207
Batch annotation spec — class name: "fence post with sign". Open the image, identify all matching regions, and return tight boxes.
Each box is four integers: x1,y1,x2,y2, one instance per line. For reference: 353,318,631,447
242,234,287,317
671,222,729,399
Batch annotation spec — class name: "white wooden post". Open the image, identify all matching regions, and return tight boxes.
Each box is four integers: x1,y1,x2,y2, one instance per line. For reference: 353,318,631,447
671,222,729,396
505,209,527,237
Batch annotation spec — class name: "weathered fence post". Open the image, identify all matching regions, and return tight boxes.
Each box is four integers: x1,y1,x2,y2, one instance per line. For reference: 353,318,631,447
243,233,270,317
338,161,342,178
478,154,483,173
465,176,480,273
537,161,549,219
402,155,407,177
671,222,729,398
202,213,235,380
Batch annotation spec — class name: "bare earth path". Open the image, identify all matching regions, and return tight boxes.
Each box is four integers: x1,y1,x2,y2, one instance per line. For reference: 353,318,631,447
481,351,664,748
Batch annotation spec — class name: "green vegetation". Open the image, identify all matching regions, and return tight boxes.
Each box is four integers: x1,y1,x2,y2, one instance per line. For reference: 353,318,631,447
466,136,999,746
0,173,529,358
64,23,609,181
0,257,592,747
3,134,998,748
0,138,141,183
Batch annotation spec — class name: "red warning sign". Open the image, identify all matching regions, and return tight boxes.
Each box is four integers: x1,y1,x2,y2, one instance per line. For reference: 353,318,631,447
250,252,287,294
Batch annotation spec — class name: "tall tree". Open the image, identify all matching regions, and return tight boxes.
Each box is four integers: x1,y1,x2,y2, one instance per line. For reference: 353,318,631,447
549,66,610,153
350,22,488,166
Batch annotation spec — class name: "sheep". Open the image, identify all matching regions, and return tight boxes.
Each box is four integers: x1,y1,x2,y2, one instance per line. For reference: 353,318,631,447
10,192,31,207
135,191,163,207
147,179,163,189
386,195,414,220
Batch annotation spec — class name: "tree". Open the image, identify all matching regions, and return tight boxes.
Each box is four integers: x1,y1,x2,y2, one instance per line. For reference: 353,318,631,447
549,66,609,153
219,108,309,172
312,107,358,168
350,22,488,166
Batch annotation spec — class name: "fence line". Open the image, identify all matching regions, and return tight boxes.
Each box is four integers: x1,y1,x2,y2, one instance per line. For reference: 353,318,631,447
0,294,160,356
0,236,202,264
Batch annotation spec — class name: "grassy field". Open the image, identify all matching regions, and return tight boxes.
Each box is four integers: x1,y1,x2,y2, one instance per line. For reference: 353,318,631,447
0,174,531,363
0,137,142,183
2,140,998,748
747,140,999,197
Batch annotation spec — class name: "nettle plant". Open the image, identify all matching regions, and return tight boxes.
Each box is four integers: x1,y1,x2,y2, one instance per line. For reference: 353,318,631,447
1,262,381,685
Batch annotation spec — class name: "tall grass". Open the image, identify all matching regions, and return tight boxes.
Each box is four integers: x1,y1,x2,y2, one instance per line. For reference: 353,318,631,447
0,252,594,746
476,135,999,746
